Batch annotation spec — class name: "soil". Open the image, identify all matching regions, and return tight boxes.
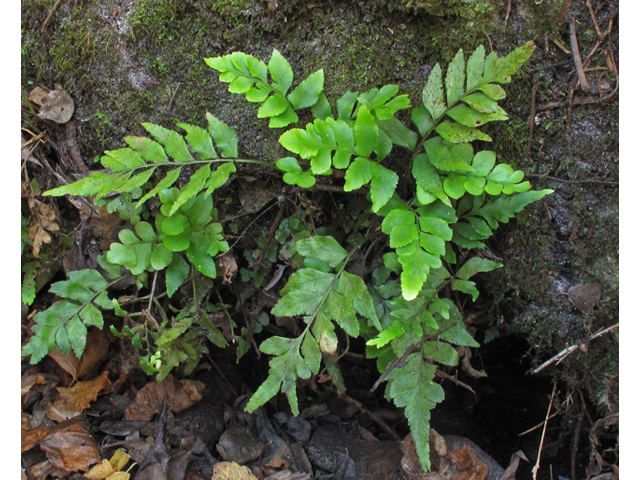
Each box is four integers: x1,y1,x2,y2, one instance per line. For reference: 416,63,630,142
21,1,619,479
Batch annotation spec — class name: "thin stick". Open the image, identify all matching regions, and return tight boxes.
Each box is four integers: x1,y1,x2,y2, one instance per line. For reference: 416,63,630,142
435,368,475,394
251,198,287,272
504,0,512,27
532,383,557,480
41,0,64,33
526,79,538,162
519,411,559,436
586,0,603,38
147,271,159,312
569,17,590,91
532,324,619,374
167,82,182,113
525,173,618,186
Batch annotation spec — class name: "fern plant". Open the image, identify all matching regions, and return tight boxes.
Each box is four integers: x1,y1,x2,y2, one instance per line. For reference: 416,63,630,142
22,42,551,471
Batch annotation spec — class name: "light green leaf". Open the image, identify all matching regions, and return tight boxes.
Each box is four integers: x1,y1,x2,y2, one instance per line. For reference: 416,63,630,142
477,83,506,100
370,163,398,212
446,104,508,127
354,106,378,158
296,236,347,268
435,121,492,143
456,257,503,280
124,136,168,163
344,157,372,191
422,63,446,120
206,113,238,158
443,174,467,199
204,162,237,195
150,243,173,270
169,164,212,216
272,269,335,317
462,92,506,114
388,353,443,470
287,69,324,109
142,123,194,162
166,254,189,297
445,49,465,105
412,154,450,206
451,279,480,301
258,93,289,118
136,168,181,208
424,137,475,172
472,150,496,176
279,129,322,158
178,123,218,159
269,49,294,94
338,271,381,331
466,44,485,91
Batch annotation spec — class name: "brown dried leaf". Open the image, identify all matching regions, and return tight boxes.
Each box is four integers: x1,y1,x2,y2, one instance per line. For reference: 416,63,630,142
567,283,602,313
238,177,276,213
448,444,488,480
85,459,115,480
28,86,49,106
217,253,238,285
37,84,75,124
124,374,205,421
498,450,528,480
211,461,259,480
77,328,112,380
28,224,52,258
21,374,46,396
39,420,101,473
48,351,80,383
48,371,111,421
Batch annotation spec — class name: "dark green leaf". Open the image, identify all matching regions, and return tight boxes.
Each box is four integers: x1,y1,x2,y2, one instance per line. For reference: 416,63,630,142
166,254,190,297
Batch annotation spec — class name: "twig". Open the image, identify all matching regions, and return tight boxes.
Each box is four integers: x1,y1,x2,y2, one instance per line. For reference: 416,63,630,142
572,392,586,480
532,383,556,480
222,199,282,254
435,368,475,394
532,324,619,374
504,0,512,27
41,0,64,33
167,82,182,114
526,79,538,163
251,198,287,272
206,353,238,397
482,25,493,52
525,173,618,186
519,411,560,436
569,17,590,91
586,0,604,38
340,392,402,441
147,271,159,312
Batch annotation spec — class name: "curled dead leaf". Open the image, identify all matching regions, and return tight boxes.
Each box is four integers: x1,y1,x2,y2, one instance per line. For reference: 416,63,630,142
211,461,258,480
567,282,602,313
217,252,238,285
124,374,205,421
47,371,111,421
35,84,75,124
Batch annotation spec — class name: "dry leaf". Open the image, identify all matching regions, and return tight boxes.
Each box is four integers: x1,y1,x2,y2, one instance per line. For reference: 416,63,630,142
567,283,602,313
39,421,101,473
77,328,112,380
124,374,205,421
21,374,46,396
217,253,238,285
37,84,75,124
109,449,131,471
47,371,111,421
498,450,528,480
23,418,101,473
48,350,80,383
211,461,259,480
447,444,488,480
85,459,115,480
238,177,276,213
